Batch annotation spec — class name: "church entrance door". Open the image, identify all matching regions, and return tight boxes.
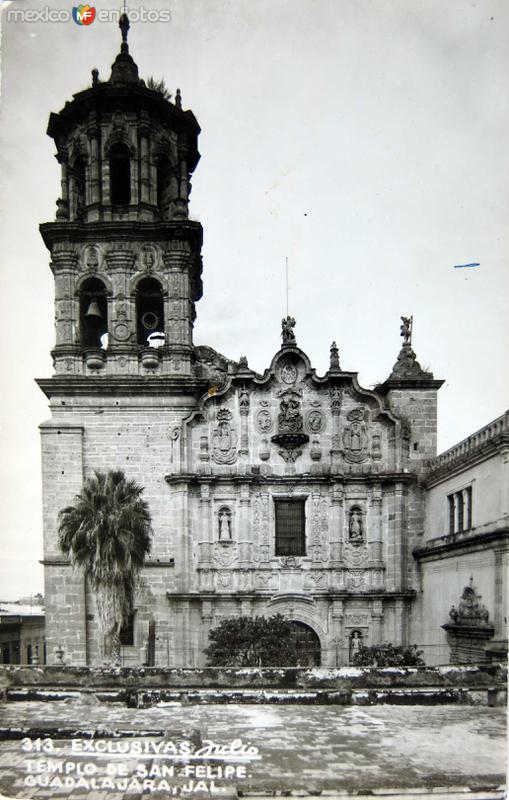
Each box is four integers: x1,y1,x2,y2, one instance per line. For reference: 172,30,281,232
289,621,321,666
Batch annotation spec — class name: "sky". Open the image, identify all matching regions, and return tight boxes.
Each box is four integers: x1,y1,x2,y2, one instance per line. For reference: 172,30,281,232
0,0,508,599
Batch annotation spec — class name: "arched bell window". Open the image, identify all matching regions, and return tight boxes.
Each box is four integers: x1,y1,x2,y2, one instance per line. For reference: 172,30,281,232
109,142,131,205
71,156,86,218
135,277,164,346
79,277,108,349
156,155,172,215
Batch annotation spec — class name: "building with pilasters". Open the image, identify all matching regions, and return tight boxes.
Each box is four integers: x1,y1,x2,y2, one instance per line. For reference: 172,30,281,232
37,19,506,667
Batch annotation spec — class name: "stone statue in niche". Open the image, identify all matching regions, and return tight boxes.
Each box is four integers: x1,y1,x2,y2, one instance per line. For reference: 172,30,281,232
342,408,369,463
218,507,232,541
349,630,364,663
348,507,363,543
281,316,296,345
211,408,238,465
278,394,304,434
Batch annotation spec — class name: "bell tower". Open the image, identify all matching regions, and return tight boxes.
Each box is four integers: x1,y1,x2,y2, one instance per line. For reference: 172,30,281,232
40,14,203,377
38,19,210,666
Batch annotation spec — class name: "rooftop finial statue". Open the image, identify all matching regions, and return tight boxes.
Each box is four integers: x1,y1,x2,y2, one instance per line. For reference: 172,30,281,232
330,341,340,369
400,315,413,346
281,316,296,345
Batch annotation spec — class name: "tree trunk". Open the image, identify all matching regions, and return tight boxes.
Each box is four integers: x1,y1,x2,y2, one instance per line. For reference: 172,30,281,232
111,627,121,667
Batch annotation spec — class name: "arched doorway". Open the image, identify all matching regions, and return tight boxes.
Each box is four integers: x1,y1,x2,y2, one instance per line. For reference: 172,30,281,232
289,621,321,666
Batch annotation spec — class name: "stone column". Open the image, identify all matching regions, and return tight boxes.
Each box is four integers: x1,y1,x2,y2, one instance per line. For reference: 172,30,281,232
331,599,344,666
368,483,383,563
139,126,150,204
239,388,250,459
56,154,69,219
238,483,251,568
163,242,193,370
493,546,508,639
198,482,213,567
386,483,405,591
155,618,171,666
329,482,344,565
105,246,135,356
500,445,509,520
87,117,101,207
330,388,343,470
201,600,214,666
100,124,111,209
371,599,384,645
394,598,407,646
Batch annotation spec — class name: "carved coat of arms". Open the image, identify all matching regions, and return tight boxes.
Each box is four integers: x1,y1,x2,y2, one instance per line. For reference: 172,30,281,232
211,408,238,464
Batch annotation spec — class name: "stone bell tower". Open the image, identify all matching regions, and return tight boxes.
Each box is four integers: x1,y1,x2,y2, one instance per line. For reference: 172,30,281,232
40,14,203,378
37,18,209,665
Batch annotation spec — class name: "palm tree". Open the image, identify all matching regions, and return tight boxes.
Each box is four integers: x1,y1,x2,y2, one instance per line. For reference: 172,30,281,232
58,470,153,666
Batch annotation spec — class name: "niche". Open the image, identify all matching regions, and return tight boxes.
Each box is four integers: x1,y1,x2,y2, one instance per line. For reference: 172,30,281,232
79,277,108,349
348,506,364,544
109,142,131,205
136,277,165,346
218,506,232,542
156,154,173,215
71,156,86,218
349,629,364,663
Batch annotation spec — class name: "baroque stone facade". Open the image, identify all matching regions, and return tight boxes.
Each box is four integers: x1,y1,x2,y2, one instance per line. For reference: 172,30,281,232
38,20,506,668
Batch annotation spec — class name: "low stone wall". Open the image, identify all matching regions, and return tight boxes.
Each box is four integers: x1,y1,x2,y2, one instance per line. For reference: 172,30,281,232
0,663,506,690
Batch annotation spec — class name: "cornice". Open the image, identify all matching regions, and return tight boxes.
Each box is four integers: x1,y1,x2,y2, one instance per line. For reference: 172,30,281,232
39,219,203,250
413,528,509,561
167,590,416,601
165,472,418,487
36,375,208,399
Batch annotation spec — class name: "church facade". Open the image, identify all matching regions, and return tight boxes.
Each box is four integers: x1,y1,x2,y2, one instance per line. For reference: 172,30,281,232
37,20,506,668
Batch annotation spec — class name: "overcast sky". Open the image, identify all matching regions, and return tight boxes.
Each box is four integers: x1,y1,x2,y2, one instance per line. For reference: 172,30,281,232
0,0,508,599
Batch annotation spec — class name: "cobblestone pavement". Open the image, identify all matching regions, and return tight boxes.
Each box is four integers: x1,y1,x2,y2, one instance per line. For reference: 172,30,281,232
0,700,506,798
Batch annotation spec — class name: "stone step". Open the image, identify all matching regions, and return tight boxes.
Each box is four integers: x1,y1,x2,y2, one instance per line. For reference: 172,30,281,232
4,684,507,706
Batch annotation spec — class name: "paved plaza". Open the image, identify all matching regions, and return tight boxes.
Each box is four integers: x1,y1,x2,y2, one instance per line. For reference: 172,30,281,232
0,699,506,798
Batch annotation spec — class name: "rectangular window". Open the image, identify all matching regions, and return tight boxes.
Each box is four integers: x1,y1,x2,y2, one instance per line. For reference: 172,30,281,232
448,495,455,534
119,613,135,646
274,498,306,556
447,487,473,534
457,492,464,531
465,486,472,530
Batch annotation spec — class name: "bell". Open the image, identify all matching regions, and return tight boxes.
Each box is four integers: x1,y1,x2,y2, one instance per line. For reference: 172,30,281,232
84,300,102,319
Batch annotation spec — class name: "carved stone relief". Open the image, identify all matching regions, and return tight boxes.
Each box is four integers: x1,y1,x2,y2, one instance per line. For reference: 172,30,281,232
256,409,273,433
211,409,238,465
83,244,102,271
306,409,324,434
255,571,278,591
343,541,369,567
345,612,369,626
347,570,366,591
343,408,369,463
272,391,308,462
280,360,298,385
140,244,158,272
